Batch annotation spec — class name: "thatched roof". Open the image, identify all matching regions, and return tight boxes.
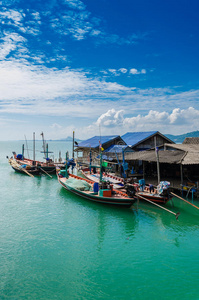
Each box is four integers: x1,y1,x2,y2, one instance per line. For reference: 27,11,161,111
124,149,184,164
130,144,199,165
183,137,199,144
106,142,199,165
164,143,199,152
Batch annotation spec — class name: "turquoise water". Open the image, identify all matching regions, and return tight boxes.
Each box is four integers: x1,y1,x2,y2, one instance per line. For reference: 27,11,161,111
1,141,199,300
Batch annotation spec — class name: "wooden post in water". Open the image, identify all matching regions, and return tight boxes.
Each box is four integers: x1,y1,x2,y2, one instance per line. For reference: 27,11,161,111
154,136,160,184
72,131,75,160
180,164,183,194
143,161,145,180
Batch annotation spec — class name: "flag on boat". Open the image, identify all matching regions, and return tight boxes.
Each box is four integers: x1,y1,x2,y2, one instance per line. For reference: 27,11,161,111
99,141,104,151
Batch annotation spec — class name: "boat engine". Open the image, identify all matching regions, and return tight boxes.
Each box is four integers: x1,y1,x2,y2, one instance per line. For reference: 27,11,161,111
125,184,136,197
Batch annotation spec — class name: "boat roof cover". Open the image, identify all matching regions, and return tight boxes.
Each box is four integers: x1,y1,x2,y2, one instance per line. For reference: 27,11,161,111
77,135,119,148
121,131,158,147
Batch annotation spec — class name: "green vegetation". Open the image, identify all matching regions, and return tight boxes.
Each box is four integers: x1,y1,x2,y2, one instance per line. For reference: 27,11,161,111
166,130,199,143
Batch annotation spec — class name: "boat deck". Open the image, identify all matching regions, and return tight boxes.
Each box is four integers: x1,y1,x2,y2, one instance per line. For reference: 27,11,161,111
59,177,130,199
137,191,164,199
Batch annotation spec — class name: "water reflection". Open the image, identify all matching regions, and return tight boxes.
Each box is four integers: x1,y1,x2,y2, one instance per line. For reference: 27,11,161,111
59,188,139,246
137,200,199,235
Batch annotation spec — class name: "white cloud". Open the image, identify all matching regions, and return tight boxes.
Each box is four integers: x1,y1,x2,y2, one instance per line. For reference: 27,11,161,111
0,3,148,48
50,123,63,129
0,32,27,60
96,109,124,127
129,68,146,75
92,107,199,136
105,67,145,77
0,57,199,139
141,69,146,74
71,107,199,139
64,0,86,10
0,8,41,36
129,68,139,75
119,68,128,73
90,29,101,36
169,107,199,125
0,60,198,122
0,9,24,26
108,69,118,75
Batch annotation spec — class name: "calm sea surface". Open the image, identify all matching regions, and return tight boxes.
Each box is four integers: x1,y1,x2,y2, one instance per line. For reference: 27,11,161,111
1,141,199,300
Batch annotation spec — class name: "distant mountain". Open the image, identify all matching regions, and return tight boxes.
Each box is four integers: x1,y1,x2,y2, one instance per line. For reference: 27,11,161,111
165,130,199,143
54,136,82,142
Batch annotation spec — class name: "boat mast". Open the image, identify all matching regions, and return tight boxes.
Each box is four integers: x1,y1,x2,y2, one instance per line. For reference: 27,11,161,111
89,147,92,174
41,132,47,159
65,151,69,178
46,143,49,160
100,149,103,182
22,144,24,160
24,135,30,159
33,132,36,165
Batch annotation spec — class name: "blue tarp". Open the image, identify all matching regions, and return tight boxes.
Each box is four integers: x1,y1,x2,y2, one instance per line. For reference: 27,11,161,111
77,135,119,148
103,144,133,153
121,131,158,147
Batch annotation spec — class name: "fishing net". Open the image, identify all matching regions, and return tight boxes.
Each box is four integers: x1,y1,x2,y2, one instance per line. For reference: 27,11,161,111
66,177,92,191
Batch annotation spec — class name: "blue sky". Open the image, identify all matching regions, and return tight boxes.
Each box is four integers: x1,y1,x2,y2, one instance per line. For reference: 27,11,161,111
0,0,199,140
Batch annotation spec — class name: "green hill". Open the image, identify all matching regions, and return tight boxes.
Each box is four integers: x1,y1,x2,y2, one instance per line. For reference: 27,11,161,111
165,130,199,143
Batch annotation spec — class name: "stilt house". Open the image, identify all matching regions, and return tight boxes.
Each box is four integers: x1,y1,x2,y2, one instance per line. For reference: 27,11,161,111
75,135,126,167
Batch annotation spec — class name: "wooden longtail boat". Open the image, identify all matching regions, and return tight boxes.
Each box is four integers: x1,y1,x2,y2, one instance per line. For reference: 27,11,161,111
57,169,136,207
135,181,172,204
135,191,171,204
8,158,41,177
13,153,65,174
80,168,172,205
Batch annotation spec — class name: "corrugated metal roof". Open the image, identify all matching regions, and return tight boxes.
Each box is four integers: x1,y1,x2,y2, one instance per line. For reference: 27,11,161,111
104,144,134,154
121,131,158,146
77,135,119,148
